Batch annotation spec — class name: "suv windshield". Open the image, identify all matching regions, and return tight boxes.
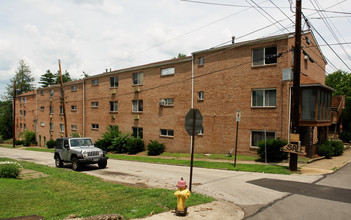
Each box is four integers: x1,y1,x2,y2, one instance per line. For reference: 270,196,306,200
70,139,93,147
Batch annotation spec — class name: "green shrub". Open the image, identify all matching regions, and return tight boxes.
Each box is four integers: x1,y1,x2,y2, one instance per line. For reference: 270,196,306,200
95,139,110,151
331,140,344,156
95,126,121,152
0,161,22,179
71,132,81,137
127,137,145,154
147,140,165,156
15,140,24,145
318,141,334,158
339,132,351,143
24,130,36,145
257,138,288,162
46,139,56,149
111,133,132,153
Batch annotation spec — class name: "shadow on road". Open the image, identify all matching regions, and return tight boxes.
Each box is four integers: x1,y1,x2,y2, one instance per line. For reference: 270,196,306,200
247,178,351,204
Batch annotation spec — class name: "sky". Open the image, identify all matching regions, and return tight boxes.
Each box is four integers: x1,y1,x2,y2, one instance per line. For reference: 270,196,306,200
1,0,350,99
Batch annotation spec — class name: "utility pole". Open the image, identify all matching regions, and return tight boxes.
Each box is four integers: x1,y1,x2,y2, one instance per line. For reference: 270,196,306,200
290,0,302,171
13,80,16,148
58,59,68,137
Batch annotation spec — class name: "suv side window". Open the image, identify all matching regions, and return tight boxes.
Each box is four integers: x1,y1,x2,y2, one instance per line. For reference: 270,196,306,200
64,140,69,148
56,139,63,149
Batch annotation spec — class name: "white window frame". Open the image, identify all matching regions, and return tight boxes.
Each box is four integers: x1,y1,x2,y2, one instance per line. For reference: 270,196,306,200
252,46,278,66
40,91,44,96
92,124,99,130
71,86,77,92
163,98,174,106
49,106,53,114
199,128,204,136
250,130,276,148
23,124,26,130
71,125,77,131
160,129,174,137
198,57,204,66
41,122,45,127
60,106,64,114
60,124,65,132
251,88,277,107
92,79,99,86
23,97,26,103
50,90,54,97
23,110,26,117
132,127,143,139
71,105,77,111
132,100,143,112
132,72,143,85
91,102,99,108
161,67,175,76
49,123,53,131
40,106,44,111
110,101,118,112
110,76,119,88
198,91,204,100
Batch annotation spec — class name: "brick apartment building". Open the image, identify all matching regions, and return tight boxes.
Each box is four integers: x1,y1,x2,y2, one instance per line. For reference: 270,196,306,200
15,31,340,156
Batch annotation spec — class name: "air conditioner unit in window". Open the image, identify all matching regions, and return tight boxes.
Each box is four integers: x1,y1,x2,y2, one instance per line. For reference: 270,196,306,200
134,115,140,120
159,99,166,106
49,98,53,102
134,86,140,93
49,114,53,119
111,89,117,95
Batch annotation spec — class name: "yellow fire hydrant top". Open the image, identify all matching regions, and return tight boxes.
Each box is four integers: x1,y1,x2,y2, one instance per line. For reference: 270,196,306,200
174,177,191,213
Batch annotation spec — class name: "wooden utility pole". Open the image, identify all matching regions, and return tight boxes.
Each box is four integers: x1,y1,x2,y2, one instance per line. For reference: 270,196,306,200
58,59,68,137
13,80,16,148
290,0,302,171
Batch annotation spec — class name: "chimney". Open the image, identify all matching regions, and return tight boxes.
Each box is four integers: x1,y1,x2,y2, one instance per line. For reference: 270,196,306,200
106,69,108,73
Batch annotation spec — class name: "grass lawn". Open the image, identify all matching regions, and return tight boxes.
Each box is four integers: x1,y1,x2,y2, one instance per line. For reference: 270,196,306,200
107,154,292,175
160,152,259,161
0,157,214,219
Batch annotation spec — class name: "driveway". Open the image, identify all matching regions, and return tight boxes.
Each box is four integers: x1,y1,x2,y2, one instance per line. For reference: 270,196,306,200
0,147,323,219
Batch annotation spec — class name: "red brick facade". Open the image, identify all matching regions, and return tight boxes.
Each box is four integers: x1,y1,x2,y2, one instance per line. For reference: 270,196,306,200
15,32,329,155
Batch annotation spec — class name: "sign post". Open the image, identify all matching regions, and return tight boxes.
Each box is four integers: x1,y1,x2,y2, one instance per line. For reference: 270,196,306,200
234,110,241,167
185,109,203,192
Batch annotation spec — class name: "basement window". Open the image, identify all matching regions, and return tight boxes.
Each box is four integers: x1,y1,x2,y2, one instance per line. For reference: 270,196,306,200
160,129,174,137
251,130,276,147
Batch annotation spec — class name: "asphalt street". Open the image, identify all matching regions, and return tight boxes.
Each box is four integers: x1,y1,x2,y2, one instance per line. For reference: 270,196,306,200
2,147,350,219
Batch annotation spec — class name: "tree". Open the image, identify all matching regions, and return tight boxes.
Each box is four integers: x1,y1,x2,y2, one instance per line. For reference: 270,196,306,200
174,53,187,59
54,70,72,84
0,100,13,139
38,70,56,87
326,70,351,131
5,60,35,100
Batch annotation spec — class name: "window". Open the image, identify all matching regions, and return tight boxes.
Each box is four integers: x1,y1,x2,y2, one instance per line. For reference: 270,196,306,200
60,106,64,114
40,91,44,96
199,128,204,135
132,100,143,112
60,124,65,132
198,57,204,66
71,125,77,131
23,110,26,117
92,124,99,130
252,89,277,107
160,129,174,137
110,76,119,88
91,102,99,107
92,79,99,86
198,91,204,100
71,86,77,92
23,124,26,130
252,46,277,66
133,72,143,85
49,106,53,114
301,88,316,120
20,98,22,104
160,98,174,106
161,67,175,76
20,110,22,117
40,106,44,111
110,101,118,112
50,90,54,97
41,122,45,127
71,105,77,111
251,130,276,147
132,127,143,139
23,97,26,103
50,123,53,131
20,123,22,129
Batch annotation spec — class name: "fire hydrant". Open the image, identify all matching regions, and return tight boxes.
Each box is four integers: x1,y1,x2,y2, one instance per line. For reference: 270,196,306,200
174,177,191,216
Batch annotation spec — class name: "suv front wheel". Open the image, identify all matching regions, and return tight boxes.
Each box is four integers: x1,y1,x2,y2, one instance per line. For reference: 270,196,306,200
98,160,107,169
55,156,63,168
72,157,81,171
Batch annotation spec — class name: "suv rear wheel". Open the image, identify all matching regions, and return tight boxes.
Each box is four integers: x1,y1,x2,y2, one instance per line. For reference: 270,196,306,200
72,157,81,171
55,156,63,168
